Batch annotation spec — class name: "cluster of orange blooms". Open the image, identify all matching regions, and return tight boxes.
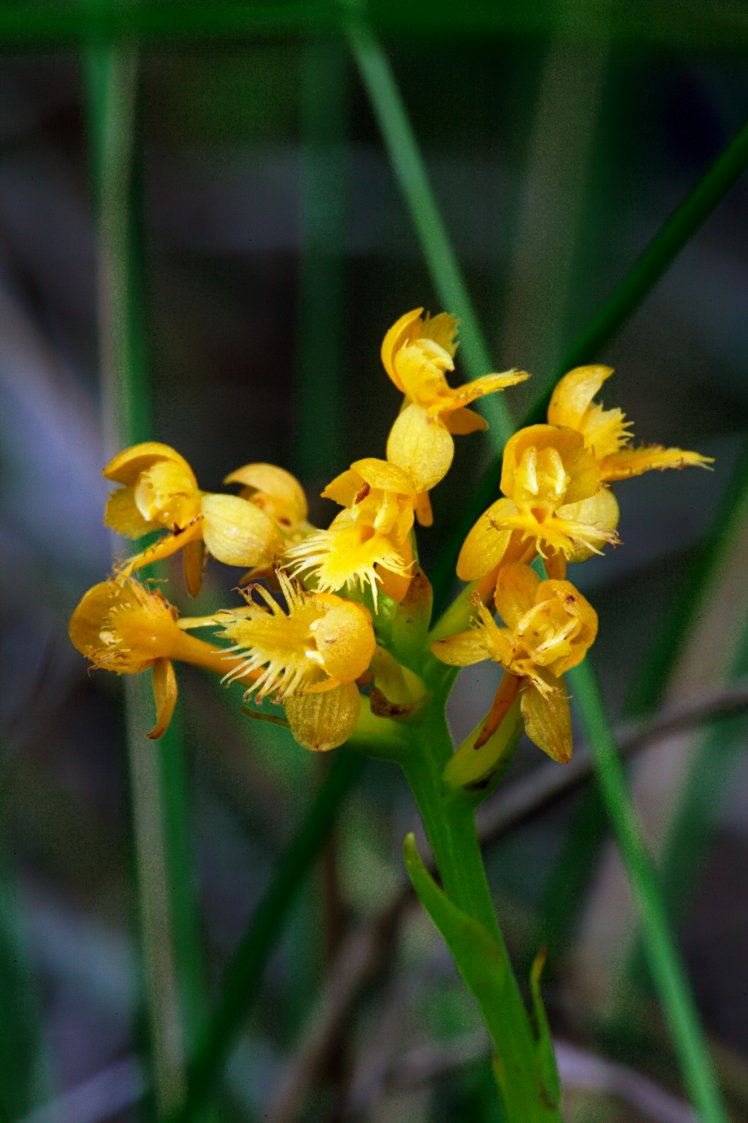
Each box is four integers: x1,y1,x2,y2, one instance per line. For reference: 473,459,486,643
70,309,709,760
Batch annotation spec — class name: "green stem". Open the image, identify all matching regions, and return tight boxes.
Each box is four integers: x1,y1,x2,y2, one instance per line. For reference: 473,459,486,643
401,699,561,1122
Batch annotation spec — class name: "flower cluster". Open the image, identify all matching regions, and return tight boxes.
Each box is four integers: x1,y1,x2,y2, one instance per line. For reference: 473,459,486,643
70,309,709,761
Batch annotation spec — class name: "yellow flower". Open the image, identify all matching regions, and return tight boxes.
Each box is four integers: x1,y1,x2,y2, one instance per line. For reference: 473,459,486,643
381,308,528,500
548,365,713,480
68,576,254,739
104,442,286,593
223,462,310,535
284,458,417,604
432,564,598,762
457,424,618,581
210,571,376,750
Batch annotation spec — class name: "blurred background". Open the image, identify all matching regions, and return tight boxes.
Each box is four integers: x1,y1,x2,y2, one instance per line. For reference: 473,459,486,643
1,3,748,1121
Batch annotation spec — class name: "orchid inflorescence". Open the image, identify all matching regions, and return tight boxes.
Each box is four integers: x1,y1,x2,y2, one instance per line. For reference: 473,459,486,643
70,308,710,763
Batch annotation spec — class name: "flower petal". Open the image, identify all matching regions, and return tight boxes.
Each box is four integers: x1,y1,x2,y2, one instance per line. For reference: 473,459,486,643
443,406,488,435
224,462,308,526
548,365,613,431
182,539,205,597
556,487,620,563
350,457,416,495
380,307,424,391
103,442,197,488
520,678,572,763
431,629,491,667
285,681,362,751
201,493,283,567
386,403,455,493
309,601,375,683
494,563,540,629
148,657,178,739
104,486,157,538
456,498,516,581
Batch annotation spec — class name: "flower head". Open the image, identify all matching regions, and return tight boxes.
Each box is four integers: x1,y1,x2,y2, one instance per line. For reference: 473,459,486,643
214,571,376,750
284,458,417,604
382,308,528,497
548,365,713,480
68,576,245,738
104,442,286,593
432,564,597,761
457,424,618,580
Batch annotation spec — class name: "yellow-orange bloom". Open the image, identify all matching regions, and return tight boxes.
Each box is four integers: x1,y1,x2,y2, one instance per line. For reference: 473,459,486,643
548,365,713,480
382,308,528,499
284,457,417,604
68,577,253,739
204,570,376,750
457,424,618,581
432,564,597,762
104,443,288,593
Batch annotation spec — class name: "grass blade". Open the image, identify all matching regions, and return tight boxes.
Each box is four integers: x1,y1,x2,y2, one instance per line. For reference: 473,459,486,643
347,15,514,445
568,660,730,1123
167,751,363,1122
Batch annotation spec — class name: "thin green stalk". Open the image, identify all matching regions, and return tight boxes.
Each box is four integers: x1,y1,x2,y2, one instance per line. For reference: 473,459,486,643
433,114,748,612
401,698,561,1122
568,660,730,1123
167,751,363,1123
84,12,203,1113
346,13,514,445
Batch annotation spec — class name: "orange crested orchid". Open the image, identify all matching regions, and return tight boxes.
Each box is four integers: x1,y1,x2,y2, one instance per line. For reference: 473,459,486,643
104,443,293,594
68,576,258,739
187,570,376,750
548,365,713,480
457,424,619,583
283,457,418,605
432,564,597,762
382,308,528,508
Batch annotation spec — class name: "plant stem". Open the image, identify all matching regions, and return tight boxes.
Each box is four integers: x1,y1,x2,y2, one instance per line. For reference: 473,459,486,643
400,698,561,1122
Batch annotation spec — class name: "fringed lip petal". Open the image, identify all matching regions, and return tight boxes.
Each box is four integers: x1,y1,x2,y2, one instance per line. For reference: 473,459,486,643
104,487,158,538
600,445,714,481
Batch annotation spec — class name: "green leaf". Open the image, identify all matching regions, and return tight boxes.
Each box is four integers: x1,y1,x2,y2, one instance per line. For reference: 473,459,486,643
403,833,511,1095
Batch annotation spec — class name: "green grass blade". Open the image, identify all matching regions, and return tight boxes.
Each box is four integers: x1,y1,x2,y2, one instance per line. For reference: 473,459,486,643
84,15,203,1113
536,441,748,981
567,660,730,1123
167,751,363,1122
347,14,514,445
